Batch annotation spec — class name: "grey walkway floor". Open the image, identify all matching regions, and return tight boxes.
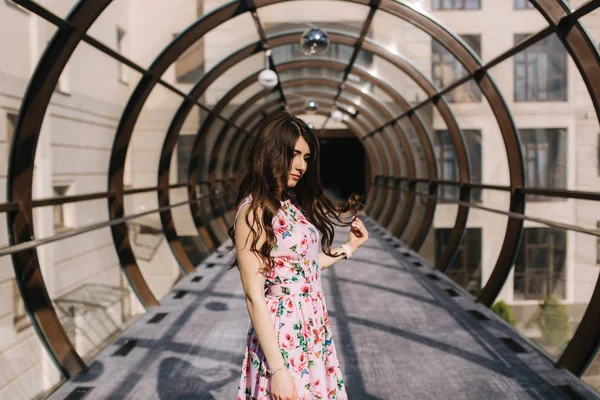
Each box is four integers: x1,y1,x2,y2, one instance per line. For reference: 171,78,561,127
49,218,600,400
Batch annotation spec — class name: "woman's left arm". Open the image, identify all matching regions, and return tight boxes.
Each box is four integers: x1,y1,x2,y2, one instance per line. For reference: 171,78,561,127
318,217,369,270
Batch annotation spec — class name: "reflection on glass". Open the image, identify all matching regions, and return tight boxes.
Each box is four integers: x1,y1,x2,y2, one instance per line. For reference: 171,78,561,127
519,128,567,195
514,34,567,102
434,130,482,201
436,228,482,295
431,35,482,102
513,228,567,301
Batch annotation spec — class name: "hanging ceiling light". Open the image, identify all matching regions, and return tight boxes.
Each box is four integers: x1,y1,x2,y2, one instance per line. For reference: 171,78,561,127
331,109,344,122
305,100,318,114
301,26,329,56
258,49,278,89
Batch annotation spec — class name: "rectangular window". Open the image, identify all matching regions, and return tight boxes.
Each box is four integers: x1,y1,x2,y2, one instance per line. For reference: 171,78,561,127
116,26,128,84
432,0,481,10
53,185,70,230
514,33,567,101
435,228,482,295
432,34,482,102
519,128,567,199
513,228,566,300
435,129,482,202
514,0,536,9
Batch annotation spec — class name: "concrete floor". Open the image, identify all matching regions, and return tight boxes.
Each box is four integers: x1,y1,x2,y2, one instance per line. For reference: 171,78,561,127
48,218,600,400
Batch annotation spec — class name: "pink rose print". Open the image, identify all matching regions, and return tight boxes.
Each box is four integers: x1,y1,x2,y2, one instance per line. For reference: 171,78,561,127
281,332,297,350
269,301,278,314
273,215,289,235
302,321,312,339
290,352,308,374
284,298,295,312
299,237,308,254
235,195,347,399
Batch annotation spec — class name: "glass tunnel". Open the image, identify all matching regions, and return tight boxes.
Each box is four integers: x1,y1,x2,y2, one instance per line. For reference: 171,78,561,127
1,0,600,398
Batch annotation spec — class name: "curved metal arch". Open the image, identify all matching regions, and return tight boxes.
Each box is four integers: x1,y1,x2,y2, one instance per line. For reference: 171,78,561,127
184,60,416,232
205,59,420,224
365,0,525,299
220,95,381,191
230,105,378,183
155,29,408,270
111,0,520,328
106,0,258,310
214,88,389,205
6,0,111,378
527,0,600,377
324,30,469,245
156,25,461,272
214,86,389,177
190,76,388,235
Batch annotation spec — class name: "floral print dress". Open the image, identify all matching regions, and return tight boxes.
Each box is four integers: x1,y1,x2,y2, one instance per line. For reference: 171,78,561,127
235,195,347,400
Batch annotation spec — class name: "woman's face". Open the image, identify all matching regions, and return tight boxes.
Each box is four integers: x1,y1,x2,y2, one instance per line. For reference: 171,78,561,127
287,136,311,188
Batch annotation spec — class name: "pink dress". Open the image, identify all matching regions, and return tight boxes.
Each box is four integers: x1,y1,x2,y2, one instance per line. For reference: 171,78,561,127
235,195,348,400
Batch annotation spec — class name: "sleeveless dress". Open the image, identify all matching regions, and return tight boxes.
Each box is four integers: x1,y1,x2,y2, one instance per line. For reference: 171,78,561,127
235,195,348,400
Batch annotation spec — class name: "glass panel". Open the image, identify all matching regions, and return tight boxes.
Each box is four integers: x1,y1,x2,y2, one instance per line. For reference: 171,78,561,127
258,2,371,38
417,202,458,265
401,182,430,244
396,117,428,180
176,108,208,184
31,41,143,199
123,192,181,300
488,30,598,203
441,82,509,200
446,190,511,296
431,0,481,10
237,92,282,127
513,34,567,102
222,82,264,119
204,53,264,105
169,186,211,264
39,227,143,360
355,52,428,116
370,10,431,77
508,228,594,362
127,83,183,191
429,3,548,64
279,66,344,83
272,42,355,65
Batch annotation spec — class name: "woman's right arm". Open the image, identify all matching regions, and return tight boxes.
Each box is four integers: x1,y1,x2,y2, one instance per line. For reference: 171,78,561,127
235,204,298,400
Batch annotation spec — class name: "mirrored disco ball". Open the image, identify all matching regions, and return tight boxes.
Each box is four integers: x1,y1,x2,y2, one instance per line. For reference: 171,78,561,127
301,27,329,56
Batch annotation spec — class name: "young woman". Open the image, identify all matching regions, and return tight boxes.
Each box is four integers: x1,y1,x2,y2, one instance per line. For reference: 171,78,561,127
229,111,369,400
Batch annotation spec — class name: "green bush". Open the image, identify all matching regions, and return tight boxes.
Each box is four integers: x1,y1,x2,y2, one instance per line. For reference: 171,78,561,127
539,294,570,349
491,300,516,327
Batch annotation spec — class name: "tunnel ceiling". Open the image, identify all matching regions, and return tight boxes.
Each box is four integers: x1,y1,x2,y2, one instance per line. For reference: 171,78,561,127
2,0,600,395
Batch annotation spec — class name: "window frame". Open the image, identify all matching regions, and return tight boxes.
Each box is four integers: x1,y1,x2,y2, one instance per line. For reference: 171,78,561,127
513,33,568,102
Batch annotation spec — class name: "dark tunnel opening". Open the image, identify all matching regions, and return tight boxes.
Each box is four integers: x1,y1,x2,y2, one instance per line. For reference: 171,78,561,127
318,132,366,203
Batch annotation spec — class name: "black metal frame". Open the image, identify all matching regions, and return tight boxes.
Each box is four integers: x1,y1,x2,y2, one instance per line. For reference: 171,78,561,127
3,0,600,382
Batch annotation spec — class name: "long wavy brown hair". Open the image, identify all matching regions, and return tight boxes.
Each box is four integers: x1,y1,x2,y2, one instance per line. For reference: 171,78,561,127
227,111,362,271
